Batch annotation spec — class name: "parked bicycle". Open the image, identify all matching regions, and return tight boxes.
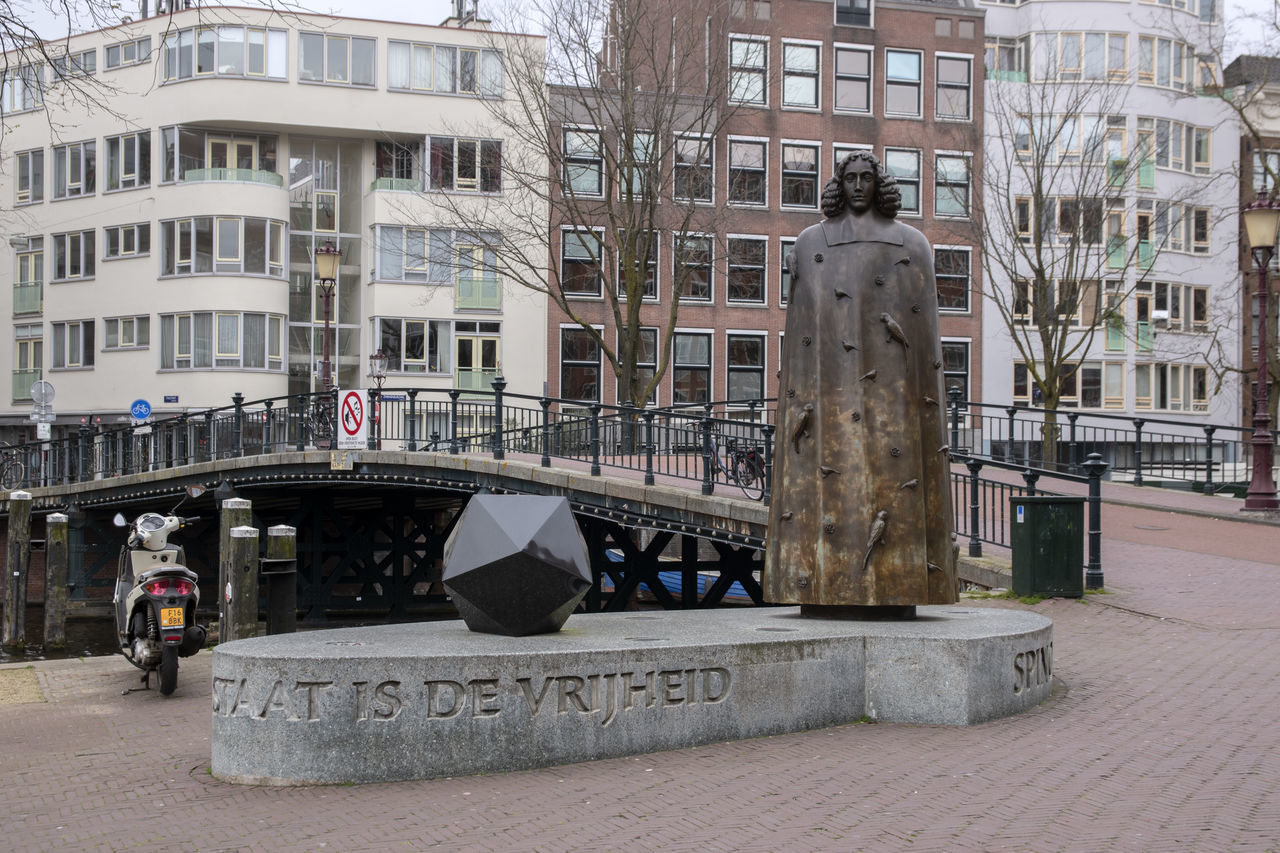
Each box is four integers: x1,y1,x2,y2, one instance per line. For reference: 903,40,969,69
307,391,336,449
0,449,25,490
711,436,766,500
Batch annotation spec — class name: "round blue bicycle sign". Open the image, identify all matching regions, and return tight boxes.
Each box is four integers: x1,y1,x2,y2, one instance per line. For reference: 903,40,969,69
130,399,152,420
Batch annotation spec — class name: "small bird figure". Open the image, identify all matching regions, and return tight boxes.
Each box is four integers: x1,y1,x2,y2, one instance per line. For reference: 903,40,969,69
937,444,951,454
927,562,943,574
923,396,938,407
834,288,851,300
791,403,814,454
880,313,909,348
842,339,858,352
780,511,794,522
899,478,919,490
820,466,841,478
858,369,878,383
862,510,889,573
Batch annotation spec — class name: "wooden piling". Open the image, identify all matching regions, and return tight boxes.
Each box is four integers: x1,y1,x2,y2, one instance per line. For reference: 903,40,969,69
2,491,33,649
264,525,297,635
225,525,259,643
43,513,69,649
218,498,252,639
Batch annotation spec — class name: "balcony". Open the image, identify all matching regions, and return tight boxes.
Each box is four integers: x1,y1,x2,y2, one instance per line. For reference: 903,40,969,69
13,281,42,315
988,70,1027,83
1106,317,1125,351
456,275,502,311
455,368,499,394
369,177,423,193
12,368,40,403
1137,239,1154,270
1136,321,1154,353
182,168,284,188
1138,159,1155,190
1107,158,1127,187
1107,236,1125,269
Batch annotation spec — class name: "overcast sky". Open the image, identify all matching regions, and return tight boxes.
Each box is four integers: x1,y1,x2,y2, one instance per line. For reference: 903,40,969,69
26,0,1280,61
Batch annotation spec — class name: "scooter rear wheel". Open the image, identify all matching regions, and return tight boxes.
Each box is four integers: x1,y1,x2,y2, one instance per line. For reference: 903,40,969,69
159,645,178,696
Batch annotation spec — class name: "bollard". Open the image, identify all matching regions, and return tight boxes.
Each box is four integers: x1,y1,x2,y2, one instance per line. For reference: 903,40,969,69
406,390,419,451
1082,453,1108,589
2,491,33,648
225,525,259,642
43,513,69,649
965,458,983,558
218,497,252,640
262,525,297,635
232,392,245,457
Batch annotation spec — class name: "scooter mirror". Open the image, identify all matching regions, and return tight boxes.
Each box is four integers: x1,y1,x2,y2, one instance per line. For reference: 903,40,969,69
112,512,128,527
186,485,207,500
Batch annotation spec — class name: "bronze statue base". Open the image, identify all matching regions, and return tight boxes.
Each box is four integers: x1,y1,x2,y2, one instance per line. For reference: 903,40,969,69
800,604,917,621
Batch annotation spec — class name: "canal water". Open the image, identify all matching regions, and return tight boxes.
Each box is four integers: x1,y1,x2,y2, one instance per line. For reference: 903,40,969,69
0,607,120,662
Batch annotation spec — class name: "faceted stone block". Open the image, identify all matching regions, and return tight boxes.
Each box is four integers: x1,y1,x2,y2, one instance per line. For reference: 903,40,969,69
442,494,591,636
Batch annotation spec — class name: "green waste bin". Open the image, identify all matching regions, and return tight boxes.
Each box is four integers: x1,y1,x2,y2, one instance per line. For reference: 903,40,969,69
1010,496,1085,598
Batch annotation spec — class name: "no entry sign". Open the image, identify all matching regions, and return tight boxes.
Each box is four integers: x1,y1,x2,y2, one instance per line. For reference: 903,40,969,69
337,389,368,449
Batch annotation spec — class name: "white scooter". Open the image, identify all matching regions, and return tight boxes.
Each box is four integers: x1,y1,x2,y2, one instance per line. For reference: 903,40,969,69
113,485,207,696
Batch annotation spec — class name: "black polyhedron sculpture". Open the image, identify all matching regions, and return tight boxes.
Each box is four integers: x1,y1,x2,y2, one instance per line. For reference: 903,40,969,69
442,494,592,636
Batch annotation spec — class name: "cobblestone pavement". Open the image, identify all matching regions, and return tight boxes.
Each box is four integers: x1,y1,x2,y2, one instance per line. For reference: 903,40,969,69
2,494,1278,852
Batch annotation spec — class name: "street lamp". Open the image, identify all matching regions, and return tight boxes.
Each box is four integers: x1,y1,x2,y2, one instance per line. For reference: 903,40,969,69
1241,197,1280,511
368,349,389,449
313,240,341,392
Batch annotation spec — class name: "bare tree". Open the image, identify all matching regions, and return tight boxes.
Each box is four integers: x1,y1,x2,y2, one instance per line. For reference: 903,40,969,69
956,53,1225,461
420,0,758,407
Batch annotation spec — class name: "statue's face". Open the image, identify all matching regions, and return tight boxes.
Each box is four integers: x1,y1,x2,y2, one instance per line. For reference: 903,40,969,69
842,159,876,213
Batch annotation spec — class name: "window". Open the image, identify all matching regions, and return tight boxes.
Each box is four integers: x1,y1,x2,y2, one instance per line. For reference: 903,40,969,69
429,137,501,192
388,41,502,95
52,141,95,199
941,341,970,401
104,316,150,350
52,231,94,281
781,143,819,208
561,327,601,402
885,49,922,117
14,325,42,389
936,55,971,120
52,49,96,78
105,36,151,69
617,230,658,300
298,32,375,86
375,317,451,373
835,0,871,27
834,46,871,112
618,327,658,404
160,311,283,370
164,27,286,81
15,149,42,204
51,321,94,369
1135,361,1210,411
376,226,451,283
675,235,712,300
985,37,1027,80
883,148,920,214
1253,151,1279,195
934,154,970,217
935,248,970,311
779,238,796,306
1056,198,1103,244
673,332,712,403
1015,197,1032,243
376,140,422,182
674,136,713,203
620,131,654,198
104,223,151,259
727,334,766,400
1,64,43,113
160,216,284,277
782,41,819,108
14,237,42,315
1191,208,1209,254
561,229,603,296
728,138,767,205
563,129,603,196
1138,36,1190,90
105,132,151,191
161,127,277,182
729,37,767,105
727,238,767,303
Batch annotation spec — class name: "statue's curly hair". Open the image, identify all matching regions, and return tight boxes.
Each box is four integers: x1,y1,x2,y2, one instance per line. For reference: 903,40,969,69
821,150,902,219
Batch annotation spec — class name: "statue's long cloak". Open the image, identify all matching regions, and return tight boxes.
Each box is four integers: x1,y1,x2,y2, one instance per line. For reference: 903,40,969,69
764,210,958,606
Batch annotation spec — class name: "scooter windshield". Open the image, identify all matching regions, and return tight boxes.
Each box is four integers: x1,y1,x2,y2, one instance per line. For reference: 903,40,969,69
138,514,166,532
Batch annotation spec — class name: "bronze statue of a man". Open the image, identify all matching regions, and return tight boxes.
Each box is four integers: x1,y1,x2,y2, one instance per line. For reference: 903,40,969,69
765,151,958,614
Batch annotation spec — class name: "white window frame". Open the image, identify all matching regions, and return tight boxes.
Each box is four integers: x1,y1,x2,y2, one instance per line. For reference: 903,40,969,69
674,134,714,204
934,245,971,312
726,235,768,304
560,226,605,298
935,52,973,121
103,315,150,350
884,48,923,118
672,328,714,405
562,128,604,198
727,136,768,206
52,140,95,199
729,35,768,106
833,43,873,114
15,148,42,204
674,233,714,302
560,324,604,403
104,223,151,260
781,39,821,110
934,151,971,218
780,140,821,209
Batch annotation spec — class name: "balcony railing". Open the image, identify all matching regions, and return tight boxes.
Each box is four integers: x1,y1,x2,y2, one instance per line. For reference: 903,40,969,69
1136,321,1154,352
1138,158,1155,189
1106,236,1125,269
1107,157,1127,187
455,368,500,393
1106,318,1125,351
456,275,502,311
369,177,423,193
988,69,1027,83
13,281,42,315
11,368,40,403
1137,239,1154,269
182,168,284,188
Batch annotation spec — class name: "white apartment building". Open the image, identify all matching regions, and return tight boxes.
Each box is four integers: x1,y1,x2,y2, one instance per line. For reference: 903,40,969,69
980,0,1240,427
0,3,548,445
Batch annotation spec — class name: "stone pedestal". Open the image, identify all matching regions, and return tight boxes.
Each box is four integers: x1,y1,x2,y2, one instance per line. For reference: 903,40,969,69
211,607,1052,785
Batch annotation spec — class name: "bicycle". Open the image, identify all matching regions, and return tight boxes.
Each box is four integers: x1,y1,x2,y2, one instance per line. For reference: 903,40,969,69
307,391,336,448
711,436,766,500
1,450,25,490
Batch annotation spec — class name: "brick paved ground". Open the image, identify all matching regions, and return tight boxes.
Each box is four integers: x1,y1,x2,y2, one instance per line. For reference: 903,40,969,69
2,492,1278,852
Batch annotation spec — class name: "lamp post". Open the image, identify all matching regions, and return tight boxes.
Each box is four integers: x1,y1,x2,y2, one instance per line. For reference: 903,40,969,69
313,240,341,392
1242,198,1280,511
368,349,388,450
